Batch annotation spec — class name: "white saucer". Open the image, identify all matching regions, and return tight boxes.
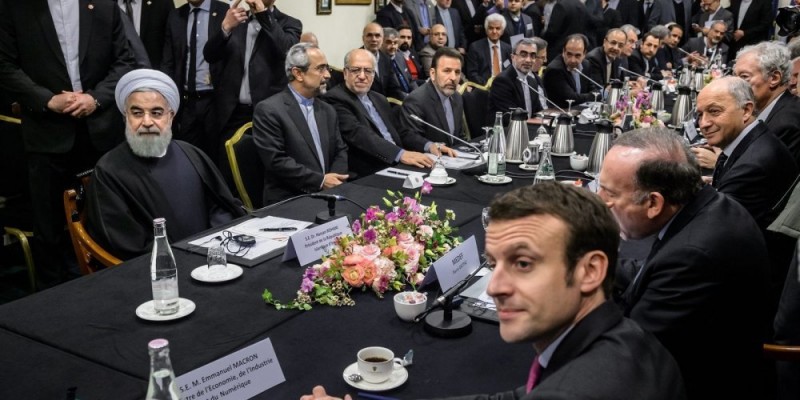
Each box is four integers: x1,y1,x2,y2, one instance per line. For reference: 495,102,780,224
424,177,456,187
550,151,575,157
191,264,243,283
477,175,512,185
505,159,523,164
136,298,195,322
342,362,408,392
518,163,538,171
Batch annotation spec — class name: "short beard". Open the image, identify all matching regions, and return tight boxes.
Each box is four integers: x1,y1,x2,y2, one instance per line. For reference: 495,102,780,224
399,43,410,52
125,123,172,158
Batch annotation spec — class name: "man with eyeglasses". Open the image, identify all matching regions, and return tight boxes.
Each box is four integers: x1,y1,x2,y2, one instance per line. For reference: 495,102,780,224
323,49,455,178
489,38,543,118
86,69,244,260
419,24,449,72
361,22,407,99
466,13,511,85
584,28,626,91
253,42,349,204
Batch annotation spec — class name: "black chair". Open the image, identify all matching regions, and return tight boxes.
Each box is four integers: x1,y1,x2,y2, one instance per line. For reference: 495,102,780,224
225,122,264,211
459,81,491,139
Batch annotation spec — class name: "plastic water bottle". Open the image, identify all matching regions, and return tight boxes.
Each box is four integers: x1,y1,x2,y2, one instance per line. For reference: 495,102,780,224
533,141,556,184
487,112,506,179
151,218,179,315
145,339,180,400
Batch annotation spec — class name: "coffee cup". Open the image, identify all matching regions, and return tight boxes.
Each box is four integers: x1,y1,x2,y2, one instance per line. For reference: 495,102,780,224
569,154,588,171
356,346,404,383
393,291,427,322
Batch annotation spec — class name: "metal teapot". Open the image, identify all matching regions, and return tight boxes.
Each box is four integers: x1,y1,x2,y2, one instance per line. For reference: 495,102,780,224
551,113,575,155
504,108,530,163
587,119,623,175
650,82,665,112
606,79,624,108
671,85,693,127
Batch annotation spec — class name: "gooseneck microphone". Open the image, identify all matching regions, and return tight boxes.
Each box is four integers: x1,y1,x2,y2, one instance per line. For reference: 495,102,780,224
408,114,486,166
619,66,660,85
517,77,567,114
574,68,606,96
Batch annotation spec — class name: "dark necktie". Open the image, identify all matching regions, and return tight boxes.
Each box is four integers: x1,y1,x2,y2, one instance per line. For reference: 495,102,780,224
187,8,200,94
124,0,135,22
711,152,729,188
391,59,411,93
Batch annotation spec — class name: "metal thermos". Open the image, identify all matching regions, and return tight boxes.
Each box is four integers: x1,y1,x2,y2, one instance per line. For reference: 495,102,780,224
606,79,623,108
650,82,665,112
671,86,693,127
693,67,705,93
551,113,574,155
504,108,530,163
588,119,622,175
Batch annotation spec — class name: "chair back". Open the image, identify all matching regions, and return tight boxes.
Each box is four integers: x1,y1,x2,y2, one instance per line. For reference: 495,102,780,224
764,343,800,362
63,188,121,275
225,122,264,211
460,82,491,139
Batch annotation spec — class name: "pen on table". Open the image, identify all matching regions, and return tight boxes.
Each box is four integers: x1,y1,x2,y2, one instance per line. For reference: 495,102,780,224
259,227,298,232
358,392,400,400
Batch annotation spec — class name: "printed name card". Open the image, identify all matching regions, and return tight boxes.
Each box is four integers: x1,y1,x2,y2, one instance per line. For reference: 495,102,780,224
176,338,285,400
431,236,480,292
403,174,424,189
282,217,352,266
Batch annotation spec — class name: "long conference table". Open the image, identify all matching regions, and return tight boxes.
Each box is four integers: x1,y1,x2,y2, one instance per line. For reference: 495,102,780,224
0,131,596,399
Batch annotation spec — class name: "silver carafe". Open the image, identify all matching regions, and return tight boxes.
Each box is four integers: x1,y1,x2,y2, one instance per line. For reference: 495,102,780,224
692,67,705,93
650,82,665,112
670,85,693,127
606,79,623,109
551,113,574,155
504,108,530,163
587,119,622,175
678,66,692,88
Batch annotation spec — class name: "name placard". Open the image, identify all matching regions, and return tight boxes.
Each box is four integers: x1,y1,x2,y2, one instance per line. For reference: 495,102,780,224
176,338,285,400
431,236,480,292
282,217,352,266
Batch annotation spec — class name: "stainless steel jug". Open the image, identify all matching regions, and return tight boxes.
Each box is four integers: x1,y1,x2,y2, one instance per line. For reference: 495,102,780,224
606,79,623,109
693,67,705,93
504,108,529,163
587,119,623,175
650,82,665,112
551,113,574,155
670,85,693,127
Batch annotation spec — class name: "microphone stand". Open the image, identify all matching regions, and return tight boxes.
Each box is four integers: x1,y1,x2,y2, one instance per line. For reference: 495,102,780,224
408,114,486,166
414,261,487,338
619,67,661,86
517,77,567,114
574,68,606,98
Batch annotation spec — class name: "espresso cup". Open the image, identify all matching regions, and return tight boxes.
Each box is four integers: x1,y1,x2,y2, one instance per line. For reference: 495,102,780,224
356,346,403,383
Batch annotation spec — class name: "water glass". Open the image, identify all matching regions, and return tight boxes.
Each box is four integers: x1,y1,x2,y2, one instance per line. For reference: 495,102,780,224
481,207,491,230
207,245,228,280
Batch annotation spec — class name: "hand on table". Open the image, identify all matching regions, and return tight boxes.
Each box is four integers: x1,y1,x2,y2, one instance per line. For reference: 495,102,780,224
299,385,351,400
429,143,456,157
401,151,434,168
691,146,720,170
322,173,349,189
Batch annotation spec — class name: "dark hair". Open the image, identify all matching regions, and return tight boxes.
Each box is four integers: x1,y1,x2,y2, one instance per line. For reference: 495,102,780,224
432,47,463,69
641,31,661,44
488,183,620,297
397,25,412,32
564,33,589,54
612,128,702,205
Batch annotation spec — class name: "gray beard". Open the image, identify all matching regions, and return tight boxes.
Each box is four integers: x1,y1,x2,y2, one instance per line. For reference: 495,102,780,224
125,124,172,158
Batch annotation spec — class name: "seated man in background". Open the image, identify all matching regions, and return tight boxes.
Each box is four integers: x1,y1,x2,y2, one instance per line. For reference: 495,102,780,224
542,34,595,108
86,69,245,260
489,38,543,118
323,49,455,178
419,24,449,72
583,28,626,90
465,13,511,85
627,31,664,80
301,183,686,400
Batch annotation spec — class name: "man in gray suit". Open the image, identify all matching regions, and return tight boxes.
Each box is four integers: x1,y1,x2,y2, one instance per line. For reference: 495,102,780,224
252,42,348,204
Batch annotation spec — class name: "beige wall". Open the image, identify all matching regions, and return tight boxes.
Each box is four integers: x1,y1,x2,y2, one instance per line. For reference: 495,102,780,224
173,0,375,67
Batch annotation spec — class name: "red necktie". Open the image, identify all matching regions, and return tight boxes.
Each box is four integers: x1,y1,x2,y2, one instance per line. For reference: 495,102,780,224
525,356,542,393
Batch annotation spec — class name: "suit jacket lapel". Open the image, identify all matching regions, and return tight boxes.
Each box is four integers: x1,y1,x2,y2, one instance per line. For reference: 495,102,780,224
313,102,330,165
763,92,789,125
725,121,763,171
37,0,66,70
78,0,93,65
284,91,323,167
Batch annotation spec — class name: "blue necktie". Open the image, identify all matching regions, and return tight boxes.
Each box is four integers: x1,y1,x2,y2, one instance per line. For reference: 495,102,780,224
361,96,395,144
300,99,326,172
572,70,581,93
391,59,411,93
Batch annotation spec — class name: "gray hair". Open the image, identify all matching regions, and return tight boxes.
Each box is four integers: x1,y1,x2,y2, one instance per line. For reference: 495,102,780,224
710,19,728,31
620,24,640,37
649,25,670,40
383,27,399,39
484,13,507,31
285,42,318,81
737,41,792,87
531,36,548,51
343,48,377,71
512,38,537,54
716,76,756,109
789,39,800,59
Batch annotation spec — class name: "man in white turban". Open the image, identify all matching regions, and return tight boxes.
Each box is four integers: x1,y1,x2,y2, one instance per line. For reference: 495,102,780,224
86,69,245,260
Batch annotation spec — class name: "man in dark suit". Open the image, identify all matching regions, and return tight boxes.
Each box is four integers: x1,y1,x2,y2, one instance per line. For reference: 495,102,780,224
374,0,422,49
398,25,426,82
452,0,490,44
323,49,455,178
381,28,418,96
301,183,687,400
583,28,626,90
655,23,684,70
542,34,595,108
542,0,587,62
400,47,467,144
599,128,769,399
627,31,664,80
407,0,435,51
0,0,136,287
116,0,173,68
691,0,734,41
608,0,640,28
728,0,773,58
161,0,228,157
203,0,301,165
466,14,512,85
361,23,406,99
500,0,535,44
638,0,675,33
252,43,348,205
434,0,468,54
683,19,729,67
521,0,544,36
489,38,544,117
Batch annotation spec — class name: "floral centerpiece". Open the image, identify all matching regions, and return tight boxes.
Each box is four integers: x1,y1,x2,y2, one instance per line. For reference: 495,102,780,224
262,183,461,310
630,90,665,129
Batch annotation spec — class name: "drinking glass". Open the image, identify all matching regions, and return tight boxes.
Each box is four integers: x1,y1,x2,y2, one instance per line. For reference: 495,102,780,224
207,245,228,280
481,207,491,230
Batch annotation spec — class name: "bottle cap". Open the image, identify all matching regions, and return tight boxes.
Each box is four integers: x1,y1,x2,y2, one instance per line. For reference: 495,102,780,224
148,338,169,350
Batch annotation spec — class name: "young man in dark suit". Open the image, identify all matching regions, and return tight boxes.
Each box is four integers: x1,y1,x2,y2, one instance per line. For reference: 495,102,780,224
627,31,664,80
323,49,454,178
599,127,769,399
375,0,422,47
301,183,687,400
116,0,173,68
0,0,136,288
252,43,348,205
500,0,535,44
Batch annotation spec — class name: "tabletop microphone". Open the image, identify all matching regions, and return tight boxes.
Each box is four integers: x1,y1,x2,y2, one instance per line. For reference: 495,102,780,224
574,69,606,97
408,114,486,166
619,66,660,85
517,77,567,114
413,261,488,323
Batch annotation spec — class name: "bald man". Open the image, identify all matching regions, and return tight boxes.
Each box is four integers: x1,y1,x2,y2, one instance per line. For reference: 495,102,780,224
86,69,244,260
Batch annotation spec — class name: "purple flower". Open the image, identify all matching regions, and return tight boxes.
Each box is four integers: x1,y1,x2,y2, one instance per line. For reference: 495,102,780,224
352,219,362,235
301,276,315,293
389,227,398,237
365,207,378,222
421,181,433,194
364,228,377,243
386,211,399,222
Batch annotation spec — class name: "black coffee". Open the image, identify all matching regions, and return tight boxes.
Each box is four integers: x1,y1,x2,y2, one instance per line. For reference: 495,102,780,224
364,357,388,362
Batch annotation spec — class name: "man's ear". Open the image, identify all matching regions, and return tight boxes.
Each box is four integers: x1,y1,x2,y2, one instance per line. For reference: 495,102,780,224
576,250,608,294
645,191,665,220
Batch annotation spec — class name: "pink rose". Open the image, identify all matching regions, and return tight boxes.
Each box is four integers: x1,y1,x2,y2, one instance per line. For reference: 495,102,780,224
358,244,381,261
397,232,415,249
418,225,434,238
342,265,365,287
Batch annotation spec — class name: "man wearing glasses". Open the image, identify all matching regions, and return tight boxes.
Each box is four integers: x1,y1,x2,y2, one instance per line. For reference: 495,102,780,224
86,69,244,260
323,49,455,178
253,43,349,205
489,38,543,118
584,29,626,91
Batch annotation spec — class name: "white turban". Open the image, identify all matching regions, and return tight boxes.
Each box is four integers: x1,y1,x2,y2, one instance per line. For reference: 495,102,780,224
114,69,180,114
